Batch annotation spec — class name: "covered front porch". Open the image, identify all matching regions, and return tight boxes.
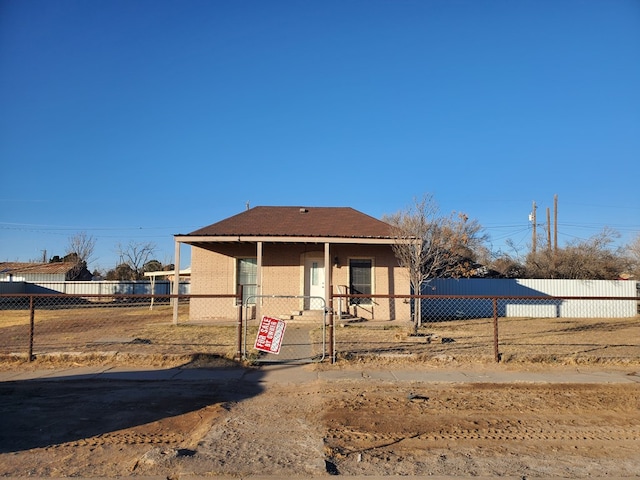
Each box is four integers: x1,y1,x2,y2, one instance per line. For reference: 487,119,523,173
171,235,409,323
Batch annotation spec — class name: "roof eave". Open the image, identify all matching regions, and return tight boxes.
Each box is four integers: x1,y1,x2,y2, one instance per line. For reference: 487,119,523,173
174,234,407,245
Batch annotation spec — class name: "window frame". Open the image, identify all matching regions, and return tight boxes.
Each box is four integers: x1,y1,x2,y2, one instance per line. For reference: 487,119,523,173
348,257,373,305
236,257,257,305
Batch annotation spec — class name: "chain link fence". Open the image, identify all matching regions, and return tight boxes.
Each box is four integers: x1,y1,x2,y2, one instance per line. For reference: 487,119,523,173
333,294,640,364
1,291,638,365
494,296,640,362
0,293,241,361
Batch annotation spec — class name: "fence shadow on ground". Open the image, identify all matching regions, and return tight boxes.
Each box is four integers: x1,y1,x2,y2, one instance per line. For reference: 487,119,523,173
0,357,263,453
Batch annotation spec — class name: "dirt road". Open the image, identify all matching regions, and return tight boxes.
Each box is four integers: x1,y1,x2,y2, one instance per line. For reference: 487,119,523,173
1,364,639,477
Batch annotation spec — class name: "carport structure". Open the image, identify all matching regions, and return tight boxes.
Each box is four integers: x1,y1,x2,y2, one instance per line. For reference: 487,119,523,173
143,268,190,310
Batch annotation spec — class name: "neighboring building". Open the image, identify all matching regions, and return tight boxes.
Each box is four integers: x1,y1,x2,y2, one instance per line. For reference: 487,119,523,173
174,206,411,321
0,262,93,282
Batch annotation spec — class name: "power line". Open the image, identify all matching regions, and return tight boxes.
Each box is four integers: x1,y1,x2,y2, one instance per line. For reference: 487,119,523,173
0,222,201,232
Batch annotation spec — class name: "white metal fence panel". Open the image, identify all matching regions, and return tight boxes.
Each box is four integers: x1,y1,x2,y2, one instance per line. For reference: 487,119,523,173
427,278,637,297
1,281,190,295
424,279,638,318
503,302,556,318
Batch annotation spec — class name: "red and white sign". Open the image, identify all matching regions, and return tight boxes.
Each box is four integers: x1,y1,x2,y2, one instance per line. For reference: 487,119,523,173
254,316,287,354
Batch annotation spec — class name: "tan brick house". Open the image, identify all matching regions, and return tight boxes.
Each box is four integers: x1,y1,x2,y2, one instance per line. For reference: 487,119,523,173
173,206,410,321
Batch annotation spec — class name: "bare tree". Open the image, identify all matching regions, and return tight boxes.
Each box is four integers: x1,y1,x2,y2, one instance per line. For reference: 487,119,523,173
525,227,628,279
626,234,640,279
383,194,487,332
486,239,526,278
116,241,157,280
66,232,97,266
489,255,526,278
64,232,97,280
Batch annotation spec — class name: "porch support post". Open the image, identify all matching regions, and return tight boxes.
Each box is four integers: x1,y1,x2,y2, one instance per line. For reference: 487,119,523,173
324,242,331,308
256,241,263,320
172,238,181,325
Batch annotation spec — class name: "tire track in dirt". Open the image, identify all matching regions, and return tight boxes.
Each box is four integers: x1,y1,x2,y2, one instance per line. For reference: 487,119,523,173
322,382,640,476
2,376,639,477
329,424,640,447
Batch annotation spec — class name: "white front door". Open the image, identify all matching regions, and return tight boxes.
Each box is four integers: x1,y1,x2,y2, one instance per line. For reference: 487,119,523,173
304,256,325,309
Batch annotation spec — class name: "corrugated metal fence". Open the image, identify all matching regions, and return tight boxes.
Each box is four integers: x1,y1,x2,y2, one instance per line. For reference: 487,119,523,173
425,278,636,296
0,281,190,296
422,279,638,318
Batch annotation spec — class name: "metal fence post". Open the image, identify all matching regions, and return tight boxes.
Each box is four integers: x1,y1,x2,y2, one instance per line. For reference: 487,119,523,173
328,286,335,364
493,297,500,362
29,295,35,361
236,285,243,361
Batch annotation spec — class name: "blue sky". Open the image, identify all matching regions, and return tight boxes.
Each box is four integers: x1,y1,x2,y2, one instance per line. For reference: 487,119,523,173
1,0,639,272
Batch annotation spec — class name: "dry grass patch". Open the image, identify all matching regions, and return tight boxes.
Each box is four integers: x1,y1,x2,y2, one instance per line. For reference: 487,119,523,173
2,302,638,367
334,315,640,365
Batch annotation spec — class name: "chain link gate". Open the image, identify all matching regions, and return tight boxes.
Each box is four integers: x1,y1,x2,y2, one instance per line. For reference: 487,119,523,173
242,295,327,364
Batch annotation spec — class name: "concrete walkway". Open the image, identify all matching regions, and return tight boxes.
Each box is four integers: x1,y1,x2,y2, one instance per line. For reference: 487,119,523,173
1,362,638,385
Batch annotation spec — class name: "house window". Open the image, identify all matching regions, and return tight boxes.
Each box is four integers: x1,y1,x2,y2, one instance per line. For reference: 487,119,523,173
349,259,372,305
237,258,257,304
311,261,320,286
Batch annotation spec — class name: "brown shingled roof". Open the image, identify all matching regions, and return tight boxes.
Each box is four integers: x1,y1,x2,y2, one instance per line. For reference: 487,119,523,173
187,206,394,239
0,262,78,275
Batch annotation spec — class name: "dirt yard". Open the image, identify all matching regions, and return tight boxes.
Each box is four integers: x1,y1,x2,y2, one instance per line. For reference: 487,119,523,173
1,360,639,478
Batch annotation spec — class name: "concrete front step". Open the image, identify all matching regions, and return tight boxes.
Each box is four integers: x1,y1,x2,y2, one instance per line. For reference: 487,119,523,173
278,310,326,322
285,310,322,316
278,310,365,324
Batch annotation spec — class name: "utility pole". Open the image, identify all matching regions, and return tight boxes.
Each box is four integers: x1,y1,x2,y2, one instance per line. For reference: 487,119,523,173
553,194,558,253
531,201,537,253
546,207,551,250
